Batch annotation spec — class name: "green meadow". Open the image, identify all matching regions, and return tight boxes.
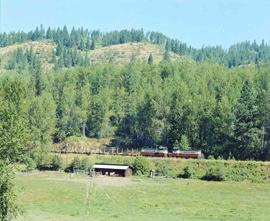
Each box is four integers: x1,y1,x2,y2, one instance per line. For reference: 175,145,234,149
15,171,270,221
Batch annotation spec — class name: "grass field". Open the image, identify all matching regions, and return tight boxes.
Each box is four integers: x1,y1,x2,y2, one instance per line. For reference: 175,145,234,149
14,171,270,221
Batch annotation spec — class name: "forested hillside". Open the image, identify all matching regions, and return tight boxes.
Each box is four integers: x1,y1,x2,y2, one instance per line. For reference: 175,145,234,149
1,60,270,161
0,41,183,71
1,26,270,161
1,26,270,70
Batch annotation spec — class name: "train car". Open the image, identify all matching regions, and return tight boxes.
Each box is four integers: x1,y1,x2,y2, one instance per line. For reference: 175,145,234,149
172,150,202,159
141,146,168,157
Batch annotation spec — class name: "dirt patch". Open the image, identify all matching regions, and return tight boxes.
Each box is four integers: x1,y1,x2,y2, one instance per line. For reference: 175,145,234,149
19,171,142,187
46,175,143,187
93,176,143,187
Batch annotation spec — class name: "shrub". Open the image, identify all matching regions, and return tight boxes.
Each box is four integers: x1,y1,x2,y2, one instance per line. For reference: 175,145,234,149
65,157,80,173
64,157,92,173
180,165,196,179
202,166,225,181
208,155,215,160
0,162,19,221
51,155,63,171
36,154,52,171
132,157,150,175
24,157,37,172
155,161,176,177
80,158,92,171
36,155,63,171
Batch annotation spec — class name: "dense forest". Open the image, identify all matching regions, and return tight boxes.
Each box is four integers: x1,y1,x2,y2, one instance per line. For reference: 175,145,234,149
1,60,270,161
1,26,270,162
1,25,270,68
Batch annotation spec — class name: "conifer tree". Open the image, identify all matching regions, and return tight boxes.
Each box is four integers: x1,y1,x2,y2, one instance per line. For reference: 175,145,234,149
90,40,96,50
233,80,263,159
147,53,153,65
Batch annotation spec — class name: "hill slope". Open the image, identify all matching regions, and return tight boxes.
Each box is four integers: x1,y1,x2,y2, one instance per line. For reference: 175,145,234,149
0,41,185,71
88,42,183,65
0,40,55,71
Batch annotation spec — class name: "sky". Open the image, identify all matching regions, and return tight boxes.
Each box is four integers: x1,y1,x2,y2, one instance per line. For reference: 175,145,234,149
0,0,270,48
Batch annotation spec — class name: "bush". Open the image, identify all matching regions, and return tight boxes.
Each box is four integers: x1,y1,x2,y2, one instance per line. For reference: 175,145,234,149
65,157,80,173
51,155,63,171
80,158,92,171
36,154,51,171
20,154,37,172
36,155,63,171
155,161,176,177
202,166,225,181
180,165,196,179
0,162,19,220
24,157,37,172
208,155,215,160
64,157,92,173
132,157,151,175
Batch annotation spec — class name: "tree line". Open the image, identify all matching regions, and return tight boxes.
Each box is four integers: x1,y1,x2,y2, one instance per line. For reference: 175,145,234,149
1,26,270,67
1,60,270,161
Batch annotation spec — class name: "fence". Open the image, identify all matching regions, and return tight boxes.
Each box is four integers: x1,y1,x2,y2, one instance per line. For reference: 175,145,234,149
52,145,140,156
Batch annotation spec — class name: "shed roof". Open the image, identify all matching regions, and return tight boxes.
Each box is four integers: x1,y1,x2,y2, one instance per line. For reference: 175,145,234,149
92,164,129,170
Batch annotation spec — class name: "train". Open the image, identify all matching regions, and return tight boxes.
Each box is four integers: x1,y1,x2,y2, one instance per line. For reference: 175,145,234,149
140,146,202,159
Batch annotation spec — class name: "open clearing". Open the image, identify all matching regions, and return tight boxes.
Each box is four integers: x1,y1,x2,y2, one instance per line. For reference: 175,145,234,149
14,171,270,221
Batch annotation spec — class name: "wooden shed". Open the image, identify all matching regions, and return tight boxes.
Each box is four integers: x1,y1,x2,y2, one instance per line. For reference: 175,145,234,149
92,164,132,177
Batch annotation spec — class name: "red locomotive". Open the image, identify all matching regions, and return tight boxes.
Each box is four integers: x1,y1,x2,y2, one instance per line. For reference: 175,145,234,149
171,150,202,159
140,146,168,157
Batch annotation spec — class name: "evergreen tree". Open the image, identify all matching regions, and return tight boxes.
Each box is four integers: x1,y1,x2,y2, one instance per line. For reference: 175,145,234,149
135,94,165,146
31,57,43,96
180,135,190,150
163,50,170,62
233,80,263,159
56,43,64,56
90,40,96,50
147,53,153,65
28,93,56,157
0,77,29,163
46,27,53,39
62,25,70,47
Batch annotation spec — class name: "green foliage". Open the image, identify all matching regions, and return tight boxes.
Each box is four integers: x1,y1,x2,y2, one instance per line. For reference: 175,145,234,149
81,155,270,183
232,80,263,160
180,135,190,150
64,157,92,173
147,53,153,65
28,93,56,152
132,157,151,175
90,40,96,50
23,156,37,172
163,50,170,62
36,154,63,171
1,55,270,161
80,158,93,171
202,165,225,181
155,161,176,177
180,165,196,179
0,162,19,221
0,76,29,163
51,155,63,171
2,26,270,68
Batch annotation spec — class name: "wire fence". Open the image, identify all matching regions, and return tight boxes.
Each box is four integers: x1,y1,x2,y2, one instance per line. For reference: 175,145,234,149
52,145,140,156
